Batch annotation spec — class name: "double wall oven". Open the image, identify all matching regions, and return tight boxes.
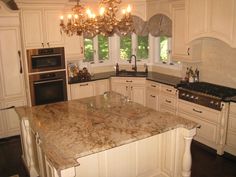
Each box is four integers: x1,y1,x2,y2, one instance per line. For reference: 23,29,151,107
27,47,67,106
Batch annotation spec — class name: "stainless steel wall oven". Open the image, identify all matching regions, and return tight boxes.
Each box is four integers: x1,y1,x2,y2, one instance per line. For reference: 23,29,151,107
27,47,65,73
29,71,67,106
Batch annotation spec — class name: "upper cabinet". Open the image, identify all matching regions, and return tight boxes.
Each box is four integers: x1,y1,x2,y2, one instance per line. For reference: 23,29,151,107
186,0,236,48
171,1,202,62
21,8,64,49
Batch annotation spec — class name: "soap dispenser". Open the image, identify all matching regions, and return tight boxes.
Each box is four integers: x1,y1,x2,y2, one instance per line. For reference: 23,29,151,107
115,63,119,75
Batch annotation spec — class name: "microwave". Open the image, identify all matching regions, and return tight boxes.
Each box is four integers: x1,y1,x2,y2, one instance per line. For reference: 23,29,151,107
27,47,65,73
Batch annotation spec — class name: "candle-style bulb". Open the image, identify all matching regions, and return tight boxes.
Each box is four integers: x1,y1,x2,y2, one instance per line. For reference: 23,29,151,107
127,5,131,13
99,7,105,16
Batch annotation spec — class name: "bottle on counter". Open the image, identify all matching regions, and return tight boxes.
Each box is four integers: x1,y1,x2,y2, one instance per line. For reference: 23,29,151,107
115,63,119,75
144,63,148,73
194,68,199,82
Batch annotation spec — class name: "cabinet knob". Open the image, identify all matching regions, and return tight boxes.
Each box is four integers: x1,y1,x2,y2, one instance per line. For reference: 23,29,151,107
41,43,44,48
47,42,50,47
81,47,84,54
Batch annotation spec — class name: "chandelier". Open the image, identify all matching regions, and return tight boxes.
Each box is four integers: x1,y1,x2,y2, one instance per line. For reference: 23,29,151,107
60,0,134,37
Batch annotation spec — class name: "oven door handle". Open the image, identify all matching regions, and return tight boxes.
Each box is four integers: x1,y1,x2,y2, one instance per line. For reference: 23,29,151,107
34,79,64,85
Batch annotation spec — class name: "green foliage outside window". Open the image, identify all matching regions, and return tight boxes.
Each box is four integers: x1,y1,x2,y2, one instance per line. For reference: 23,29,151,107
160,36,168,62
98,35,109,61
137,36,149,59
120,35,132,60
84,38,94,62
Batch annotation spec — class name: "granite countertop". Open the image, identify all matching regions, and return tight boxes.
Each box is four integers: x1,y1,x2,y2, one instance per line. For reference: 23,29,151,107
68,71,182,87
16,92,198,172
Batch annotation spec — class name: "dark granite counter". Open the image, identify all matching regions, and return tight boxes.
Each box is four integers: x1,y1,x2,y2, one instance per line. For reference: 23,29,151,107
230,96,236,103
68,71,182,87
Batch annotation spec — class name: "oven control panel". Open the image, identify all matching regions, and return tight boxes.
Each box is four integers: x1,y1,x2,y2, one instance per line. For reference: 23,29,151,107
179,89,222,111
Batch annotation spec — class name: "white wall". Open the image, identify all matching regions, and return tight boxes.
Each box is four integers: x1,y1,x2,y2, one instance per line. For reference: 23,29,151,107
198,38,236,88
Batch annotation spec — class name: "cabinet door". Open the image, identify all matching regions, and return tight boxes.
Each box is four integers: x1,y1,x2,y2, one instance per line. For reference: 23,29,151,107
70,82,95,100
0,27,25,99
3,100,26,137
44,9,64,47
172,3,189,60
209,0,235,44
21,9,44,48
186,0,208,41
146,88,158,110
95,79,109,96
65,35,84,60
111,83,128,98
131,85,145,106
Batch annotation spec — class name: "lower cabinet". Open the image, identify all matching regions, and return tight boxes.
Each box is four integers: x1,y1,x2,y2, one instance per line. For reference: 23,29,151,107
0,99,26,139
111,77,146,106
225,102,236,156
95,79,110,95
70,82,95,100
146,81,160,111
159,84,177,115
178,99,226,154
70,79,110,100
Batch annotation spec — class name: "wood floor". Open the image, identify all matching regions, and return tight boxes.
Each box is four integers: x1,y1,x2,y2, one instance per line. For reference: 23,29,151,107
0,136,236,177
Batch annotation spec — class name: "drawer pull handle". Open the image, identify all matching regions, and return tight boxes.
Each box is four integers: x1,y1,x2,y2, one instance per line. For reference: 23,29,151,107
165,99,171,103
150,95,156,98
80,83,88,86
193,108,202,114
166,89,172,92
126,80,132,83
151,84,156,88
126,86,128,90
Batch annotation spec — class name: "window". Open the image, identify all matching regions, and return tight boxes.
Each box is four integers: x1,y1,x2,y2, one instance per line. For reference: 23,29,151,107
137,35,149,60
120,35,132,61
153,36,173,65
98,35,109,61
84,38,94,62
119,34,149,62
84,35,110,64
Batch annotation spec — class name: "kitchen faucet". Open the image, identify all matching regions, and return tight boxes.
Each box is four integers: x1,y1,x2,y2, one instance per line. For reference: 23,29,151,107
128,54,137,72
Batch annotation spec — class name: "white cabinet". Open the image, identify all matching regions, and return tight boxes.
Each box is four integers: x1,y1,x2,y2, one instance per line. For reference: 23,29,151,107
0,2,26,139
186,0,236,48
65,35,84,60
146,81,160,111
178,100,224,153
21,8,64,49
70,82,95,100
225,102,236,156
159,84,177,115
171,1,202,62
111,77,146,106
185,0,208,42
95,79,109,96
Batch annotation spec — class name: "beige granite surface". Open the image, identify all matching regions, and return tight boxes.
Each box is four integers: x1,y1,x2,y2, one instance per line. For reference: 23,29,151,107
16,92,198,171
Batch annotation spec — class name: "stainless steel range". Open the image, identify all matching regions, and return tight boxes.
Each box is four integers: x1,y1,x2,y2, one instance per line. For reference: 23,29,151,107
178,82,236,110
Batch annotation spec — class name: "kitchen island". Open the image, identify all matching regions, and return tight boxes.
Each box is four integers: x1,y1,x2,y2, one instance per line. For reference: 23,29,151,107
16,92,198,177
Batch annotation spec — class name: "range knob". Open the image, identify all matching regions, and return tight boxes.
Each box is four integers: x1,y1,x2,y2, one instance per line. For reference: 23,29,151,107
181,93,186,96
190,95,194,99
210,101,214,104
186,94,190,97
195,96,199,100
215,102,219,106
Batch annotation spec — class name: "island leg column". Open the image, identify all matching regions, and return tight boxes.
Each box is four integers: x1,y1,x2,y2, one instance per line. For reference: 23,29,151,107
182,128,196,177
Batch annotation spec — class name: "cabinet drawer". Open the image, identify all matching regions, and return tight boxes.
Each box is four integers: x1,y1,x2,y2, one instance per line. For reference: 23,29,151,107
111,77,145,85
178,100,220,124
146,81,160,90
178,111,217,144
146,89,158,110
160,95,176,108
160,84,177,95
